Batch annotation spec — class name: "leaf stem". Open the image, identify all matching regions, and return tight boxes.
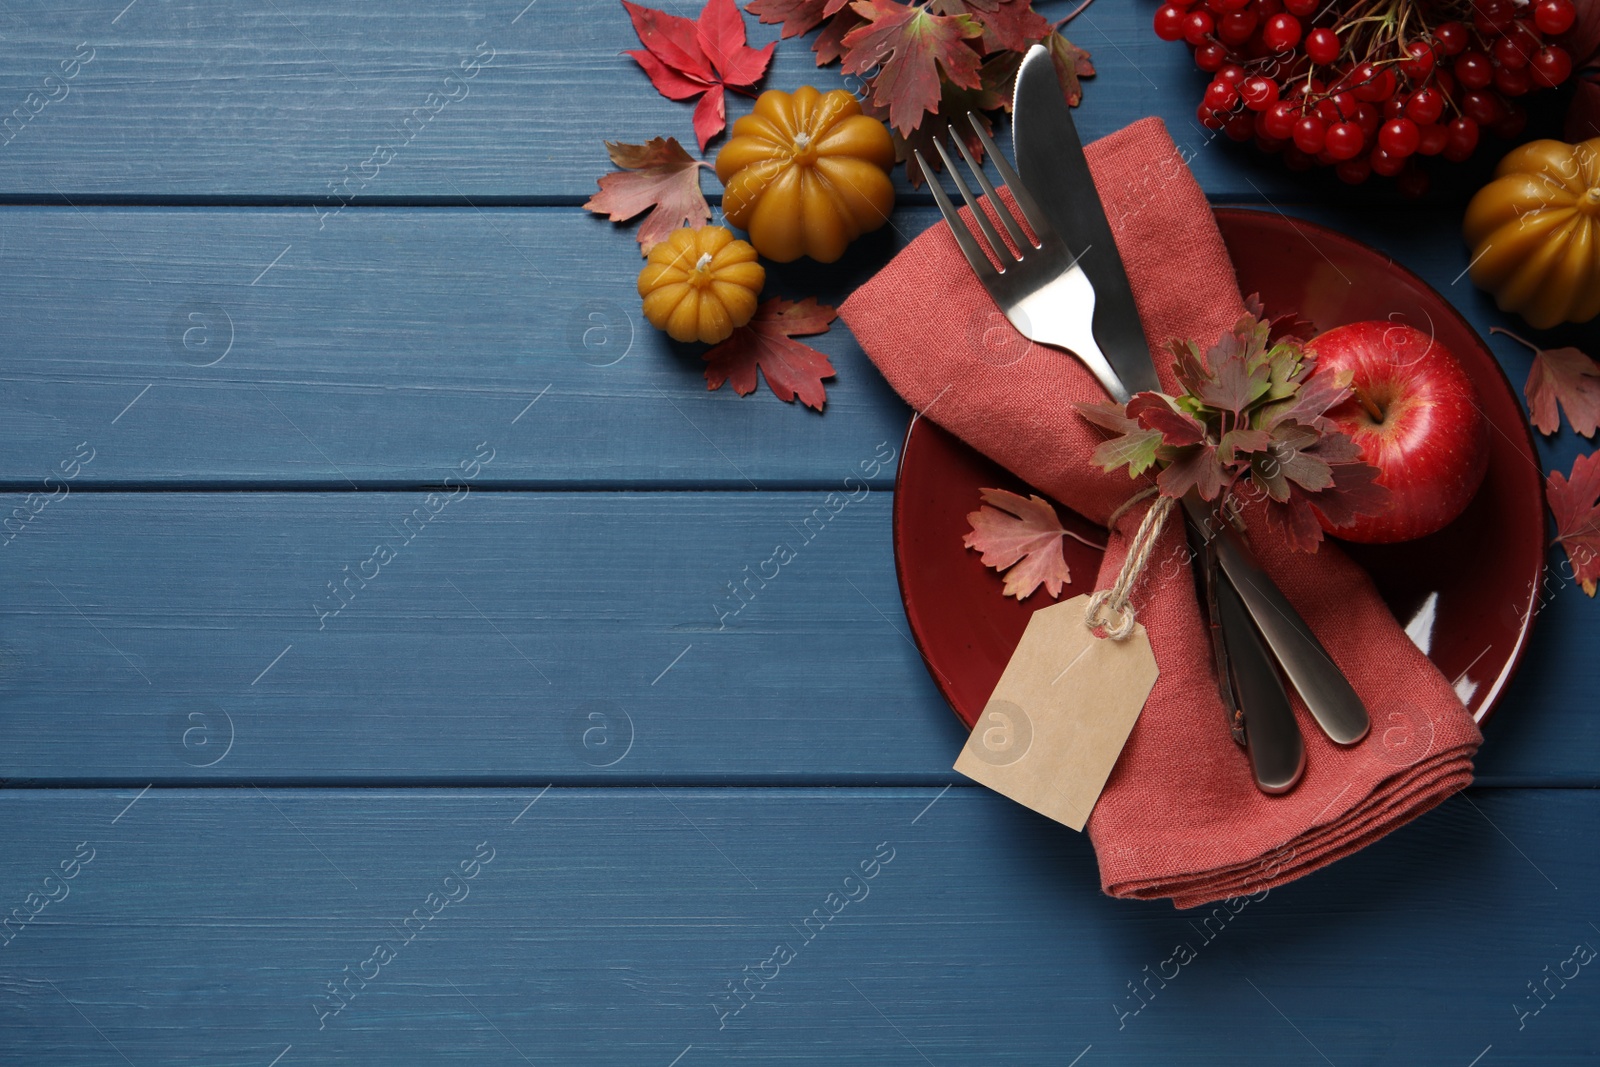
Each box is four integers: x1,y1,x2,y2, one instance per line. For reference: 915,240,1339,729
1056,0,1098,29
1489,326,1542,356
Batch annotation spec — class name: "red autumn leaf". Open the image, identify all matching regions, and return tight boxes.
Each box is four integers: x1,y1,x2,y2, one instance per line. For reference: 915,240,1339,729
703,298,838,409
929,0,1050,53
1039,29,1095,108
841,0,985,136
1493,328,1600,437
584,137,712,254
624,0,776,149
963,487,1098,599
1548,449,1600,596
746,0,853,39
814,5,865,64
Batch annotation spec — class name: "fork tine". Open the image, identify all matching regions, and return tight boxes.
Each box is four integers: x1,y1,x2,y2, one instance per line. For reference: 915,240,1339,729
932,134,1014,268
948,127,1030,254
967,114,1053,246
914,148,998,284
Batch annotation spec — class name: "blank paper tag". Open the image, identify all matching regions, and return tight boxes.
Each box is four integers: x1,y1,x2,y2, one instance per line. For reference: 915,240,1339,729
954,594,1159,831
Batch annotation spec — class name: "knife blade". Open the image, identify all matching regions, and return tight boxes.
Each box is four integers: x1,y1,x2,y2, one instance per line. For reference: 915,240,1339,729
1012,47,1160,397
1011,44,1370,749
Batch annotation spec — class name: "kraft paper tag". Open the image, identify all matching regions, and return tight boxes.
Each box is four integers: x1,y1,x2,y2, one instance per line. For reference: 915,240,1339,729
954,594,1159,831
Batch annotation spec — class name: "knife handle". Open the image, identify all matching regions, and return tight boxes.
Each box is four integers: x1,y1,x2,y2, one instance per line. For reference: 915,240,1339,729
1198,504,1372,746
1212,562,1305,794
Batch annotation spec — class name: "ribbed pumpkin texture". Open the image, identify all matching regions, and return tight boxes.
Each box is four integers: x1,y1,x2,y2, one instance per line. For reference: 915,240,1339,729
637,226,764,345
715,86,896,264
1464,138,1600,330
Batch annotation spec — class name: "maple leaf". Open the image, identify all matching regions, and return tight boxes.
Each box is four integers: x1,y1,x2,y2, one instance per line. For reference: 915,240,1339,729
964,487,1099,599
1039,29,1095,108
1079,305,1388,552
746,0,853,38
841,0,985,136
1492,327,1600,437
703,297,838,408
929,0,1050,53
892,51,1013,185
584,137,712,254
1548,449,1600,596
814,5,865,64
624,0,776,149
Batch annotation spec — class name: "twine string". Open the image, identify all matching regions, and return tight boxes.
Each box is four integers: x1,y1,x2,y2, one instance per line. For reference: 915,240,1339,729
1085,493,1176,640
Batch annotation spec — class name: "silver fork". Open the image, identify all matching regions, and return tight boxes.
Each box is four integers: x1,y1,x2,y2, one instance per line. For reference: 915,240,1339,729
915,116,1129,403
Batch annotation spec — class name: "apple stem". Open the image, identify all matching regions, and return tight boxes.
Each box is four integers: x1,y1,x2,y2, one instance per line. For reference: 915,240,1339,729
1488,326,1541,357
1356,390,1384,423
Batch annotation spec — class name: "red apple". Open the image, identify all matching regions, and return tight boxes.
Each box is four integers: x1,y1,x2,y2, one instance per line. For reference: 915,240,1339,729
1304,320,1489,543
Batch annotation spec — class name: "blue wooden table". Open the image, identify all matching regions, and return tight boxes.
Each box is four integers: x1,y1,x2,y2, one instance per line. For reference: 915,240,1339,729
3,2,1598,1063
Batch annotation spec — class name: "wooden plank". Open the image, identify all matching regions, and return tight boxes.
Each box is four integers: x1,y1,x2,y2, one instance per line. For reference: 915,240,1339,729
0,785,1594,1064
0,0,1519,203
1,491,1594,784
2,203,1586,489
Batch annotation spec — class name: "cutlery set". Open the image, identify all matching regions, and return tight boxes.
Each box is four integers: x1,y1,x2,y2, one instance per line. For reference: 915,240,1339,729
919,44,1371,794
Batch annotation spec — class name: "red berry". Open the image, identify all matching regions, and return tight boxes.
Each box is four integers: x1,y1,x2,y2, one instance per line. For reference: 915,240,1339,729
1284,0,1317,14
1261,12,1301,51
1396,166,1430,199
1415,122,1449,155
1218,64,1247,84
1534,0,1576,35
1352,63,1397,102
1400,40,1436,81
1262,99,1298,138
1195,41,1229,71
1205,78,1240,109
1382,96,1406,120
1433,22,1468,57
1240,75,1280,110
1354,102,1381,136
1378,117,1420,156
1305,27,1340,65
1324,120,1365,160
1336,157,1372,184
1443,115,1479,162
1198,101,1228,130
1406,87,1444,124
1473,0,1516,35
1154,3,1188,40
1532,45,1573,88
1455,51,1494,89
1252,0,1284,17
1292,115,1326,153
1434,68,1457,97
1370,145,1406,177
1494,25,1538,70
1183,9,1214,45
1494,63,1533,96
1218,9,1258,45
1209,0,1251,11
1461,91,1504,126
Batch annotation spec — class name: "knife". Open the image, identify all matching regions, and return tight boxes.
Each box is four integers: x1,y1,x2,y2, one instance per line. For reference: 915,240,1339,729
1011,44,1371,751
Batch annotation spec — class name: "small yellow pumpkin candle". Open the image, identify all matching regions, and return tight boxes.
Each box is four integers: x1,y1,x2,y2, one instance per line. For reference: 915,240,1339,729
715,86,896,264
1463,138,1600,329
637,226,764,344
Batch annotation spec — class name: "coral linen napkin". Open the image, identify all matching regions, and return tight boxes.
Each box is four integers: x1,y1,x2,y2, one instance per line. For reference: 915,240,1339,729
840,116,1482,909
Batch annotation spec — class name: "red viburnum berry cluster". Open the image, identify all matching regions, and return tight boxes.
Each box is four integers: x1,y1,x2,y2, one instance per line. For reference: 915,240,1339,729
1152,0,1580,192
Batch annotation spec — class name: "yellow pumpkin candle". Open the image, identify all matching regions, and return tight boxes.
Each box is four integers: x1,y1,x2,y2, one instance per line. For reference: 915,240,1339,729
1463,138,1600,330
638,226,764,345
715,86,896,264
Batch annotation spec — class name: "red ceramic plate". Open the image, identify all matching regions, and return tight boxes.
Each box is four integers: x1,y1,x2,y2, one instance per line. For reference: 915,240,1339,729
893,207,1545,732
